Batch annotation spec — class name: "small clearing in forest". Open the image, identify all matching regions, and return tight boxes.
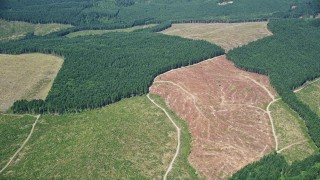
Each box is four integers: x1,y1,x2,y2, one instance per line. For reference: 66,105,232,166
0,19,72,41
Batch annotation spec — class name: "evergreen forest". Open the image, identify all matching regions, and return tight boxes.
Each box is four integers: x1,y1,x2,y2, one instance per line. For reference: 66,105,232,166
230,153,320,179
0,0,318,29
0,32,224,113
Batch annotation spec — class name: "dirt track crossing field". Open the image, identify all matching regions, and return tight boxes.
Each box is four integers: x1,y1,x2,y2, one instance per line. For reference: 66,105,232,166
147,94,180,180
150,55,276,179
0,115,40,174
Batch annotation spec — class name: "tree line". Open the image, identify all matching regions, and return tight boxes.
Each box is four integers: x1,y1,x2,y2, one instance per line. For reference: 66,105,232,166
0,32,224,114
0,0,318,29
230,152,320,179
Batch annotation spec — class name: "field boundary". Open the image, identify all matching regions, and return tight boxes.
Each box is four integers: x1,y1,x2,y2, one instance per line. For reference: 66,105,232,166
147,94,181,180
0,114,40,174
294,78,320,93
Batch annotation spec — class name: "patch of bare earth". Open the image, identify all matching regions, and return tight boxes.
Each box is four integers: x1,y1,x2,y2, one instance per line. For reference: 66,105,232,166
161,22,272,51
0,53,63,111
149,55,276,179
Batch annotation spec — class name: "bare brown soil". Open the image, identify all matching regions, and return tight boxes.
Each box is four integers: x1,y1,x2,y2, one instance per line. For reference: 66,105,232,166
149,55,276,179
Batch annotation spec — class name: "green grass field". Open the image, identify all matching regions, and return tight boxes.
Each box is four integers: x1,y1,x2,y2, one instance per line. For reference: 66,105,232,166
66,24,157,38
0,96,197,179
0,19,72,41
0,114,36,170
149,94,198,179
270,100,318,163
296,79,320,116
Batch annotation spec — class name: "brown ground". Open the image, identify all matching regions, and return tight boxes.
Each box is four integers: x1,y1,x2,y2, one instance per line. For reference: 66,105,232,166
149,55,276,179
0,53,63,112
161,22,272,51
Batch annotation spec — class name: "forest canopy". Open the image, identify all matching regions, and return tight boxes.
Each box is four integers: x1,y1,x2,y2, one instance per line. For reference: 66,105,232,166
0,0,318,29
0,32,224,113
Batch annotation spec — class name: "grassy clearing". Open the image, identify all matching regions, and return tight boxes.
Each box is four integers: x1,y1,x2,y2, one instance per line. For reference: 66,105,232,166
161,22,272,51
0,53,63,112
66,24,157,38
296,79,320,116
270,100,318,163
0,114,36,170
0,19,72,41
0,96,197,179
149,94,199,179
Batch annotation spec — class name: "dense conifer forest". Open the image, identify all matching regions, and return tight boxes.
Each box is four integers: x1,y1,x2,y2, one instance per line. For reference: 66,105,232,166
0,32,224,113
230,153,320,179
0,0,318,29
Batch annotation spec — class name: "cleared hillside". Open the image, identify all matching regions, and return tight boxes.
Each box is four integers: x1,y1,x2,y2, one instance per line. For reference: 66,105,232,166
0,19,72,41
150,55,275,179
161,22,272,51
0,53,63,112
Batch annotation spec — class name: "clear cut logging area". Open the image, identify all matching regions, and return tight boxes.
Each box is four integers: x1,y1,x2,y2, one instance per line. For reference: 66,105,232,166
150,55,277,179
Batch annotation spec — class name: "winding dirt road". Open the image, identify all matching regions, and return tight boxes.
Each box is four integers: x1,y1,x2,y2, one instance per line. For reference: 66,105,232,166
147,94,180,180
0,114,40,174
294,78,320,93
240,74,280,151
